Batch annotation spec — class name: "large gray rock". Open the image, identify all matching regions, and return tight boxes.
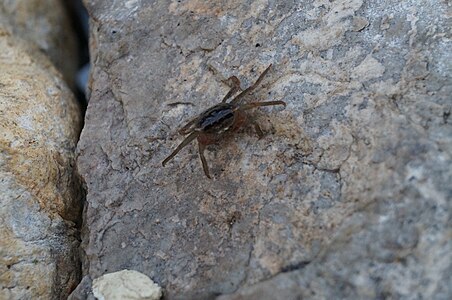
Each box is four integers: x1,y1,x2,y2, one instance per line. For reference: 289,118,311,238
77,0,451,299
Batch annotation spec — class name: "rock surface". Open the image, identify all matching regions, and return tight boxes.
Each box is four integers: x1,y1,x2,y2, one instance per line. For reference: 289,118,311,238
0,0,80,88
92,270,162,300
68,276,95,300
77,0,451,299
0,3,82,300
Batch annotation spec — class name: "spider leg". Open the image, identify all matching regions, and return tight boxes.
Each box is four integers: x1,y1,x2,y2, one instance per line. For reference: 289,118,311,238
239,100,286,111
222,76,242,103
252,120,264,139
178,117,199,135
162,131,198,166
231,64,273,105
198,141,212,179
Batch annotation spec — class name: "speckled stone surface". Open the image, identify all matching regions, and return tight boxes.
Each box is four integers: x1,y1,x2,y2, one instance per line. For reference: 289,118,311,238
0,34,82,300
77,0,451,299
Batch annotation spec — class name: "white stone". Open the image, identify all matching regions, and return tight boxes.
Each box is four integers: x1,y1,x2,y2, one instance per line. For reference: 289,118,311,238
92,270,162,300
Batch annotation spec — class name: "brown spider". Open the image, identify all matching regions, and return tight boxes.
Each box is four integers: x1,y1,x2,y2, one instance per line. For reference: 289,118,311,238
162,64,286,178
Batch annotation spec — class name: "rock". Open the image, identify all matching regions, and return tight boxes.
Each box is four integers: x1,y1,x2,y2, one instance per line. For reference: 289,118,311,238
68,276,95,300
0,17,82,300
0,0,79,88
77,0,451,299
92,270,162,300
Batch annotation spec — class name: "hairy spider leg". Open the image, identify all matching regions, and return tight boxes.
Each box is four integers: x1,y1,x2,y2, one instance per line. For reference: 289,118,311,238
231,64,272,105
222,76,242,103
162,131,198,166
239,100,286,111
198,141,211,179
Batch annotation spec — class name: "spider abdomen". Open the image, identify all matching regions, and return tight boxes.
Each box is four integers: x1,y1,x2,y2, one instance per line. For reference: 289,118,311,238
197,103,235,133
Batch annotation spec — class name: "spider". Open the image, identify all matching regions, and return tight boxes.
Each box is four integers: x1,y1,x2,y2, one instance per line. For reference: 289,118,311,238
162,64,286,178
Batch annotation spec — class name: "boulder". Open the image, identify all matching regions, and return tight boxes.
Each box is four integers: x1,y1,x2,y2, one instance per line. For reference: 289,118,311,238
77,0,451,299
0,13,82,300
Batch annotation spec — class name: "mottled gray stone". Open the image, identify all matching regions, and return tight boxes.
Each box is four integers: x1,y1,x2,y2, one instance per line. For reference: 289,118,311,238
77,0,451,299
68,276,95,300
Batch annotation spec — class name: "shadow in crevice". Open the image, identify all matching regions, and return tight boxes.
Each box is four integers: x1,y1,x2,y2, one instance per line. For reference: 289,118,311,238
62,0,90,112
61,0,91,297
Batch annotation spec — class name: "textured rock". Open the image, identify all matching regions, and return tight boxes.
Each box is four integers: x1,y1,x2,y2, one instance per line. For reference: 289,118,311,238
0,13,82,300
77,0,451,299
68,276,95,300
92,270,162,300
0,0,79,87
